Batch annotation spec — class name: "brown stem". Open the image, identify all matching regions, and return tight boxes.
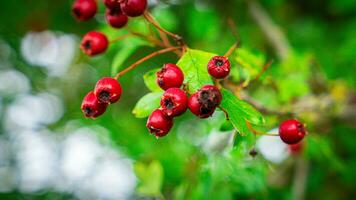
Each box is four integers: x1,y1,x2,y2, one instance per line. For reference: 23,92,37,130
246,121,279,136
253,60,274,83
218,106,230,120
114,46,182,79
227,18,241,43
224,42,240,57
127,28,164,47
110,34,131,43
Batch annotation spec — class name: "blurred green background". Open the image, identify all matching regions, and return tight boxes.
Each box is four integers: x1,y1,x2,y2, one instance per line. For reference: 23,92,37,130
0,0,355,199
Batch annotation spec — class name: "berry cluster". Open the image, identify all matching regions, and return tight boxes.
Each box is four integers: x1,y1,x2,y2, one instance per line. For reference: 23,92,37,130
73,0,147,56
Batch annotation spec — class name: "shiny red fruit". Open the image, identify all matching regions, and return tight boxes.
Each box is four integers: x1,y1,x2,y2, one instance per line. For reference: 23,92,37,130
156,63,184,91
81,91,108,119
94,77,122,104
146,109,173,138
120,0,147,17
188,85,222,118
105,7,129,29
207,56,231,79
103,0,121,8
279,119,306,144
160,88,188,117
80,31,109,56
72,0,97,21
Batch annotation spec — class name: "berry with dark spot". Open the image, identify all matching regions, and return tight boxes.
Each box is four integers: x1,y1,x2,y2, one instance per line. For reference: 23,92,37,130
279,119,306,144
120,0,147,17
80,31,109,56
160,88,188,117
207,56,231,79
188,85,222,118
81,91,108,119
105,7,128,29
72,0,97,21
146,109,173,138
94,77,122,104
156,63,184,91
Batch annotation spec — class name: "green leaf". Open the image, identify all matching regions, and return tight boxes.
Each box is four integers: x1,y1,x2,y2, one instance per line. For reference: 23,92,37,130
220,89,265,135
176,48,215,93
134,160,164,197
133,92,162,118
143,68,162,92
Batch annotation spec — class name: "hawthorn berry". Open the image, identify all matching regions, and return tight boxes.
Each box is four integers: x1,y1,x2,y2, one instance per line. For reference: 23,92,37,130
81,91,108,119
160,88,188,117
207,56,231,79
94,77,122,104
156,63,184,91
80,31,109,56
188,85,222,118
105,7,129,29
279,119,306,144
72,0,97,21
103,0,121,8
146,109,173,138
120,0,147,17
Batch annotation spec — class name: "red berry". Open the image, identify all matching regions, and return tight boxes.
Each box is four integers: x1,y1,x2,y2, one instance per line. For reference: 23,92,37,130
207,56,231,79
120,0,147,17
72,0,97,21
103,0,121,8
80,31,109,56
188,85,222,118
94,77,122,104
156,63,184,91
146,109,173,138
160,88,188,117
279,119,306,144
81,91,108,119
105,7,129,29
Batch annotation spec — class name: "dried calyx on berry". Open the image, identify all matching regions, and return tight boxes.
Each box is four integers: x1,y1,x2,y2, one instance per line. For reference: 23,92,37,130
156,63,184,91
80,31,109,56
207,56,231,79
94,77,122,104
105,6,128,29
72,0,97,21
160,88,188,117
188,85,222,118
120,0,147,17
146,109,173,138
279,119,306,144
81,91,108,119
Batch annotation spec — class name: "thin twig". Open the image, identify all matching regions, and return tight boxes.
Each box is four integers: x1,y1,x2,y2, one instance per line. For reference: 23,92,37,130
218,106,230,120
110,34,131,43
224,42,240,57
246,121,279,136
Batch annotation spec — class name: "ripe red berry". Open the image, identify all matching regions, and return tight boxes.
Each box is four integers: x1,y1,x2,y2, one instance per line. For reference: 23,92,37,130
94,77,122,104
103,0,121,8
72,0,97,21
156,63,184,91
81,91,108,119
207,56,231,79
279,119,306,144
120,0,147,17
160,88,188,117
105,7,128,29
188,85,222,118
146,109,173,138
80,31,109,56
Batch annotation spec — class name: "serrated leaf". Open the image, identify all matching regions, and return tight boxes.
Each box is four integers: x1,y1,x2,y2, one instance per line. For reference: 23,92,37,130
143,68,162,92
133,92,162,118
134,160,164,197
176,48,215,93
220,89,265,135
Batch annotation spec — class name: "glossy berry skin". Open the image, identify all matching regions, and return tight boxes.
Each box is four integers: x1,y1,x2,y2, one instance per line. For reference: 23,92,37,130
156,63,184,91
188,85,222,118
146,109,173,138
120,0,147,17
207,56,231,79
94,77,122,104
105,7,128,29
81,31,109,56
81,91,108,119
160,88,188,117
72,0,97,21
103,0,121,8
279,119,306,144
